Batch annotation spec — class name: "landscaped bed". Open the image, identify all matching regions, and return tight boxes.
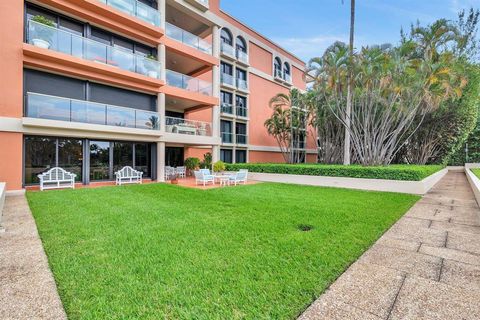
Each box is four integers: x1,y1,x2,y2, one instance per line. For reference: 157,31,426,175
472,168,480,179
27,183,419,319
226,163,445,181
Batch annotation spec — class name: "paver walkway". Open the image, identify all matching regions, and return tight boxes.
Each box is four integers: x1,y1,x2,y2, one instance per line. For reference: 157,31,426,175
0,195,66,319
299,171,480,320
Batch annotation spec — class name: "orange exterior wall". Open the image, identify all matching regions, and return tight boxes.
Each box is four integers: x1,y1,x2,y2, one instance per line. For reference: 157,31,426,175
0,132,23,190
250,43,273,75
0,0,24,118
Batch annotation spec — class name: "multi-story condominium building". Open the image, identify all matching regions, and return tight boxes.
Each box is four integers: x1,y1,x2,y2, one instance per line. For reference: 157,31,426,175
0,0,314,191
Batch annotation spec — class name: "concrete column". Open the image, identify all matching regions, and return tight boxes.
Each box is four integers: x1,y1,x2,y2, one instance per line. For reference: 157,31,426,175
158,43,166,82
157,141,165,182
157,92,165,132
158,0,166,30
212,145,220,163
212,25,220,59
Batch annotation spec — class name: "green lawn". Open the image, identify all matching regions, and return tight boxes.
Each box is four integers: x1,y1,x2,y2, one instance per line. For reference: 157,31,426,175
472,168,480,179
27,183,419,320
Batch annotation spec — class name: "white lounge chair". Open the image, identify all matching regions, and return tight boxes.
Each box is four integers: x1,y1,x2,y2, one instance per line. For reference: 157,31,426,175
194,170,215,186
165,166,176,180
229,169,248,185
38,167,76,191
115,166,143,185
176,166,186,178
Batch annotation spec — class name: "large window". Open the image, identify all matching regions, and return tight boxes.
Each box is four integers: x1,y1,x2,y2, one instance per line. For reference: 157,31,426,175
220,28,233,46
221,120,233,143
221,62,233,76
24,136,83,184
221,149,233,163
274,57,282,78
283,62,291,80
236,95,247,117
236,36,247,53
235,150,247,163
90,141,110,181
236,68,247,81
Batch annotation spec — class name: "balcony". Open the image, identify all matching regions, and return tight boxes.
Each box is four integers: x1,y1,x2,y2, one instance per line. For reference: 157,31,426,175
236,50,249,64
98,0,160,26
236,134,248,145
26,92,160,130
27,20,161,79
166,70,212,96
221,73,235,87
185,0,209,11
221,132,233,143
166,23,212,55
221,103,234,115
236,106,248,118
166,117,212,136
221,42,235,58
237,79,248,91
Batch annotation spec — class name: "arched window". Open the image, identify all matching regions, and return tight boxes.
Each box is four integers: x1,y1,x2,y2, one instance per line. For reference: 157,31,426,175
283,62,291,81
236,36,247,53
220,28,233,46
274,57,282,78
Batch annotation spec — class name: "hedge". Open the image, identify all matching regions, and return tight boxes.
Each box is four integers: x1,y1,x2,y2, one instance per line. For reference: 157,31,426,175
225,163,445,181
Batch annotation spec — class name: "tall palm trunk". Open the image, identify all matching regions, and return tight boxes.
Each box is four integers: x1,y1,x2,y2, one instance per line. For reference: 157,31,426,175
343,0,355,165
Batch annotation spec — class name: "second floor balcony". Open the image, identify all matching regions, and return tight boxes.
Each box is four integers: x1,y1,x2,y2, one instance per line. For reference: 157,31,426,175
25,92,160,130
166,70,213,96
27,20,161,80
166,117,212,136
98,0,160,27
166,23,212,55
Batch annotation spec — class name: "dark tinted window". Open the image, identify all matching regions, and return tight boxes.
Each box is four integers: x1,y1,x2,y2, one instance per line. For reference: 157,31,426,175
235,150,247,163
221,91,233,104
89,83,156,111
24,136,56,184
221,149,233,163
236,68,247,80
236,95,247,108
221,62,233,75
24,69,85,100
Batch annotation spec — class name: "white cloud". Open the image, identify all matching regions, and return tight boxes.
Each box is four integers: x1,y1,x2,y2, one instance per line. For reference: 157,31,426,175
273,35,348,61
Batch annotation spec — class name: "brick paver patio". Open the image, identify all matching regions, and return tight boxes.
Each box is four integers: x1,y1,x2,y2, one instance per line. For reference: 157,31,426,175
299,171,480,320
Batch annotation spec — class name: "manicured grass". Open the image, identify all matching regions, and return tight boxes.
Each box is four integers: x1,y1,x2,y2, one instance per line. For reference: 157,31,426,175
472,168,480,179
27,183,419,319
225,163,445,181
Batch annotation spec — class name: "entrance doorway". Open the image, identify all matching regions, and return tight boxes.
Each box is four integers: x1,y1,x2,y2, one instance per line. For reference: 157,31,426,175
165,147,184,167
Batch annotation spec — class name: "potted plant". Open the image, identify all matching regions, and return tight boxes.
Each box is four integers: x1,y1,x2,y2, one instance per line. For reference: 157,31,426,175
170,175,179,184
144,54,158,78
213,161,226,174
30,15,56,49
184,157,200,176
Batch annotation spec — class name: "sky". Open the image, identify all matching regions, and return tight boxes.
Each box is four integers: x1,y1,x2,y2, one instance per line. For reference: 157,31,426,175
220,0,480,62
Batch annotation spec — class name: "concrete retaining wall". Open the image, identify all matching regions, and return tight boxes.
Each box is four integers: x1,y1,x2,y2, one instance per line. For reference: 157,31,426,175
249,168,449,195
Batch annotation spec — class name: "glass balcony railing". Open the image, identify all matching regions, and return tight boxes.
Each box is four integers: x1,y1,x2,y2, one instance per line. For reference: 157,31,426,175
165,116,212,136
221,103,233,114
236,106,248,117
237,79,248,91
26,92,160,130
284,73,292,83
98,0,160,26
166,22,212,54
221,73,235,86
236,134,248,145
221,132,233,143
166,70,213,96
221,42,235,57
27,20,161,79
236,50,249,64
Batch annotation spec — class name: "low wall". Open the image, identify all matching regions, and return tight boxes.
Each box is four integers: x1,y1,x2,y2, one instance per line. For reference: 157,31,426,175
0,182,6,232
464,164,480,218
249,168,448,195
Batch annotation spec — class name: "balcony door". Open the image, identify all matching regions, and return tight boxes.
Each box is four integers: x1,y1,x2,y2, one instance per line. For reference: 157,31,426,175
165,147,184,167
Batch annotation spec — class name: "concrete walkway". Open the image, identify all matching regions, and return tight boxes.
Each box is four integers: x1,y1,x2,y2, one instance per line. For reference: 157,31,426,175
299,171,480,320
0,195,66,319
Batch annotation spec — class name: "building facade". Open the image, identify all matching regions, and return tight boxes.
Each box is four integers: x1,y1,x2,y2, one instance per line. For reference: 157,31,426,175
0,0,314,191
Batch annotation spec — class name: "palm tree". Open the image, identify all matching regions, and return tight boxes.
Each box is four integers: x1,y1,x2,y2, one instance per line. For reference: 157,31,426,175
343,0,355,165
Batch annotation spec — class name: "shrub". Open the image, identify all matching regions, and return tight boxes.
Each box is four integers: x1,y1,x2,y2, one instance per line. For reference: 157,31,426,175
184,157,200,171
213,161,226,173
224,163,445,181
200,152,212,169
32,15,56,27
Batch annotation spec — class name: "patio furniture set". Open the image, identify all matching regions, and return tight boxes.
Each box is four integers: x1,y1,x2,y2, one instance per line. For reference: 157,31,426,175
194,169,248,187
165,166,186,180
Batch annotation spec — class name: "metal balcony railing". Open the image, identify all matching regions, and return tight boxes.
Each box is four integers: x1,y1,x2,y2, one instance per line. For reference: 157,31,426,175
165,116,212,136
221,132,233,143
236,106,248,118
26,92,160,130
221,103,233,114
98,0,160,26
27,20,161,79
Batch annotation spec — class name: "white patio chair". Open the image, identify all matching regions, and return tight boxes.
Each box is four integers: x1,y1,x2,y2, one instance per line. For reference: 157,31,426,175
194,170,215,186
228,169,248,185
176,166,186,178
